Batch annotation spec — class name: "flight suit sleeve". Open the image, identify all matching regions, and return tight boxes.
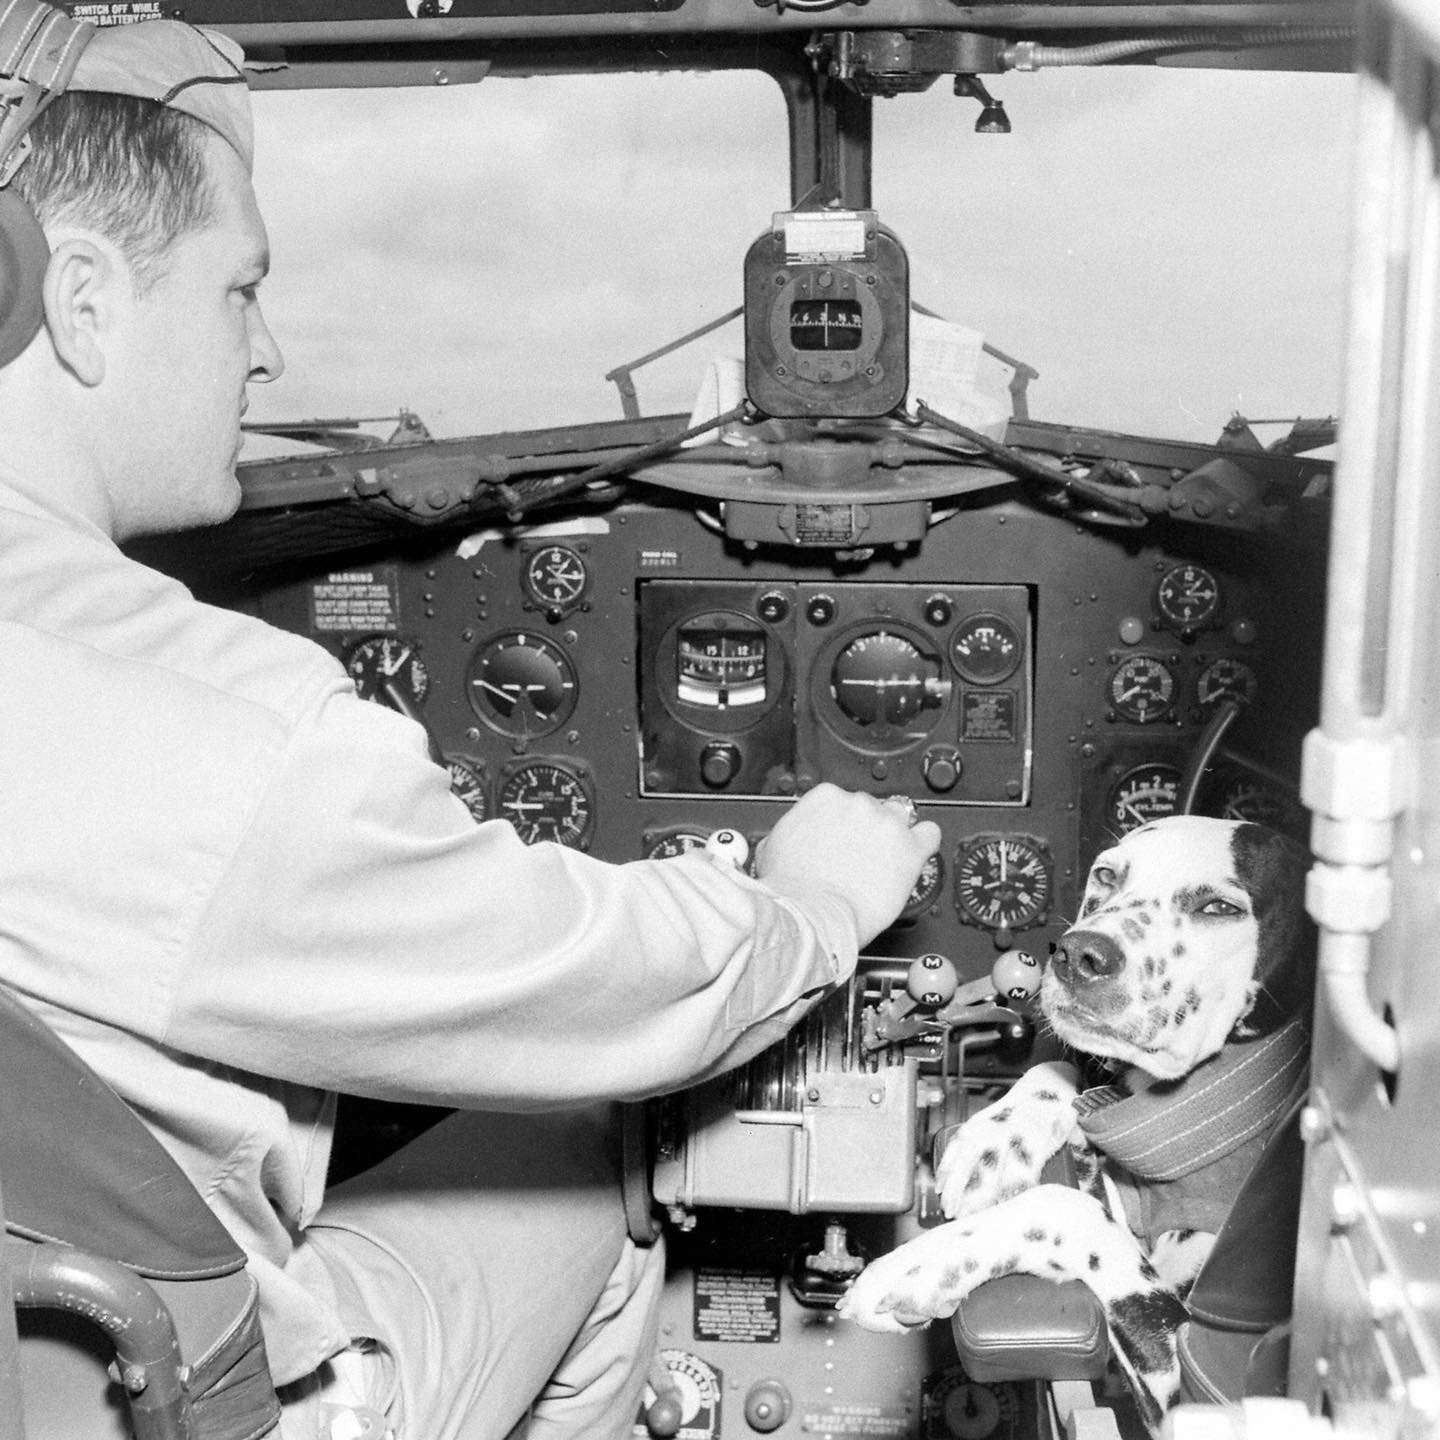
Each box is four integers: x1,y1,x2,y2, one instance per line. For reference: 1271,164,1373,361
168,686,863,1107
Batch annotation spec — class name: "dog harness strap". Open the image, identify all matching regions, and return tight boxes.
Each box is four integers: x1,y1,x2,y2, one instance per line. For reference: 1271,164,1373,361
1074,1019,1308,1182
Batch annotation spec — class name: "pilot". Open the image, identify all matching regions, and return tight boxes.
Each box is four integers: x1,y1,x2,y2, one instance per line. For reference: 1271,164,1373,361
0,8,940,1438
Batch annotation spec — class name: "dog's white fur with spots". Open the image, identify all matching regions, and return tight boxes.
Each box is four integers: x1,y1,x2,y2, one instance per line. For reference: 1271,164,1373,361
838,815,1311,1431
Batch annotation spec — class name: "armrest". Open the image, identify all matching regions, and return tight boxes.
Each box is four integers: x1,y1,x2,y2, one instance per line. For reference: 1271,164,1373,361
950,1273,1109,1383
941,1140,1111,1383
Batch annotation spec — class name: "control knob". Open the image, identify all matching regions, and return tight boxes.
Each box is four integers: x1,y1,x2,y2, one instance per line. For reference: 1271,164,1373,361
699,741,742,788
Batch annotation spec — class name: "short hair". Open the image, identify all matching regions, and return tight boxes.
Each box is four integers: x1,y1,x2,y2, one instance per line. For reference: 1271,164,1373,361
12,90,217,292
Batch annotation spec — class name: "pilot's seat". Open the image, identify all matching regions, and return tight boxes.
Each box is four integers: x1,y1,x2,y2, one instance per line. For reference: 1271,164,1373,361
947,1099,1304,1432
0,983,281,1438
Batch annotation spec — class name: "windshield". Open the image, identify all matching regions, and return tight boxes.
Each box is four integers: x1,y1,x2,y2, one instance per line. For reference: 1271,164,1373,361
246,62,1351,451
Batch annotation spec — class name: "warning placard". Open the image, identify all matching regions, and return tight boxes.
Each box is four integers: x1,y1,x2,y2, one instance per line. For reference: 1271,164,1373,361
961,689,1018,742
309,568,400,634
693,1268,780,1343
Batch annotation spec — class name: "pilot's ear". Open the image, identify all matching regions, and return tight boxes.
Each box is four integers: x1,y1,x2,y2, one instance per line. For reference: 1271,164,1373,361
41,236,114,387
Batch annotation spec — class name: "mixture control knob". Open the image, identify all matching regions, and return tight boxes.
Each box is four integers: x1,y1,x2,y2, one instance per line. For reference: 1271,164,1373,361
906,952,959,1007
743,1379,792,1433
644,1393,684,1439
705,828,751,871
922,745,962,793
700,742,742,788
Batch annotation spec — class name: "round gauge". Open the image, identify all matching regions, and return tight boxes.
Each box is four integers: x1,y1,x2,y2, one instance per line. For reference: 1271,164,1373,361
830,628,950,729
346,635,430,707
1155,563,1221,631
498,761,595,848
467,631,579,738
900,852,945,919
522,544,589,612
1108,762,1181,834
1196,657,1259,712
446,757,490,824
1217,777,1300,832
954,835,1053,932
643,828,710,860
1108,655,1176,724
950,613,1022,685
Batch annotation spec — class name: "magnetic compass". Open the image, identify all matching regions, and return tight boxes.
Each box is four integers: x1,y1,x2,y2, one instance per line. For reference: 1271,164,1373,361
954,835,1053,933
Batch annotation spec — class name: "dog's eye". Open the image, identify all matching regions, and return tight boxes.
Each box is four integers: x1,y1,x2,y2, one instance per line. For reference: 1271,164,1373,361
1198,897,1243,917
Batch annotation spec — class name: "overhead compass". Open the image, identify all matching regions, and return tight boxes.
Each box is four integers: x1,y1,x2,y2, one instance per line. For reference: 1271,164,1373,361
345,635,430,708
954,835,1053,933
468,632,579,738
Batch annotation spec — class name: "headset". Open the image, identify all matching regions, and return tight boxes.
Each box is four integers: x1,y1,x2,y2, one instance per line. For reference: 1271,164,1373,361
0,2,93,368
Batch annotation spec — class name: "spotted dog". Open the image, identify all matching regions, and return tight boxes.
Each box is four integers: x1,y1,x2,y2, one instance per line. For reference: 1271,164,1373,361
838,816,1312,1431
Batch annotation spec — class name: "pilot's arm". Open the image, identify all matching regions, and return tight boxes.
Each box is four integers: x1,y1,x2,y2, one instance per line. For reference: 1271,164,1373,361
162,687,938,1106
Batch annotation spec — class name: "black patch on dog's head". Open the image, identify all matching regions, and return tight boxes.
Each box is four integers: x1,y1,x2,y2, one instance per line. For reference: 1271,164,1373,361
1231,823,1315,1033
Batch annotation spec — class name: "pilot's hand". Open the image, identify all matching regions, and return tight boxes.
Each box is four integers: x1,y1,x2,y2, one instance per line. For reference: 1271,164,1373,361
756,783,942,946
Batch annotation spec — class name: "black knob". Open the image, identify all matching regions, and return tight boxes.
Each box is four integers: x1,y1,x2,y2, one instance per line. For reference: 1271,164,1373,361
922,746,962,793
700,742,742,788
744,1379,792,1433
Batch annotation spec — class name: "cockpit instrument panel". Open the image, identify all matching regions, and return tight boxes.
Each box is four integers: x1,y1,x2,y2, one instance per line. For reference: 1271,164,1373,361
225,488,1321,986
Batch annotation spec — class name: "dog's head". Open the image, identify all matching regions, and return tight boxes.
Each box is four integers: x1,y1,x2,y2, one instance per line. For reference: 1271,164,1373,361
1041,815,1312,1080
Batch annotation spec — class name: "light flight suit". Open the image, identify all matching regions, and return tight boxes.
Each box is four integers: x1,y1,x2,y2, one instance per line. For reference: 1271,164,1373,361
0,466,863,1438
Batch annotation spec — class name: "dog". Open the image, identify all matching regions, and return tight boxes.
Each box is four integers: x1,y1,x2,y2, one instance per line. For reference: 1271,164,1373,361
837,815,1313,1432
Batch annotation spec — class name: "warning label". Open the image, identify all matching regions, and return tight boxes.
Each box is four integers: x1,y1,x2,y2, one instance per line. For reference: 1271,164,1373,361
801,1402,911,1436
68,3,162,23
961,689,1018,742
309,568,400,634
693,1269,780,1343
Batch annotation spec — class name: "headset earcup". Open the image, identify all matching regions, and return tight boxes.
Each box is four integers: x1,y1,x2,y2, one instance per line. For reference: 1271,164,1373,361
0,189,49,368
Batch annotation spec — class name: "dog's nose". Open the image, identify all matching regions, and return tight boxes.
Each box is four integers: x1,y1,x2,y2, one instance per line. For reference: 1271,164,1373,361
1050,930,1126,986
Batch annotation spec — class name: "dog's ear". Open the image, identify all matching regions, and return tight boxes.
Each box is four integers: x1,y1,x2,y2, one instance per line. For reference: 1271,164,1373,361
1231,822,1315,1033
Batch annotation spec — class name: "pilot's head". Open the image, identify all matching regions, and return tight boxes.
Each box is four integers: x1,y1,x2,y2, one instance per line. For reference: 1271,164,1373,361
0,4,283,539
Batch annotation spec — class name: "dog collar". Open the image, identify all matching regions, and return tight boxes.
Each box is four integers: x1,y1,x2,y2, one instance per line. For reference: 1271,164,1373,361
1073,1018,1308,1182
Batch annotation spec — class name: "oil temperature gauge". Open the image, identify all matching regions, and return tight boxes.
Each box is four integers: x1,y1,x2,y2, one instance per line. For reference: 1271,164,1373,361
1108,655,1176,725
1108,762,1181,834
346,635,430,708
468,631,579,738
954,835,1052,933
498,760,595,848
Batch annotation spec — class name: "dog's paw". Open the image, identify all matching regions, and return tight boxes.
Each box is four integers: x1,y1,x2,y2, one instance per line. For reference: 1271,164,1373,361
935,1061,1080,1217
837,1228,974,1333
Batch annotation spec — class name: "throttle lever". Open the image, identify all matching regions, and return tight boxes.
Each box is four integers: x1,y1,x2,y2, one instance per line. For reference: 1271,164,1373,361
862,948,1041,1053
